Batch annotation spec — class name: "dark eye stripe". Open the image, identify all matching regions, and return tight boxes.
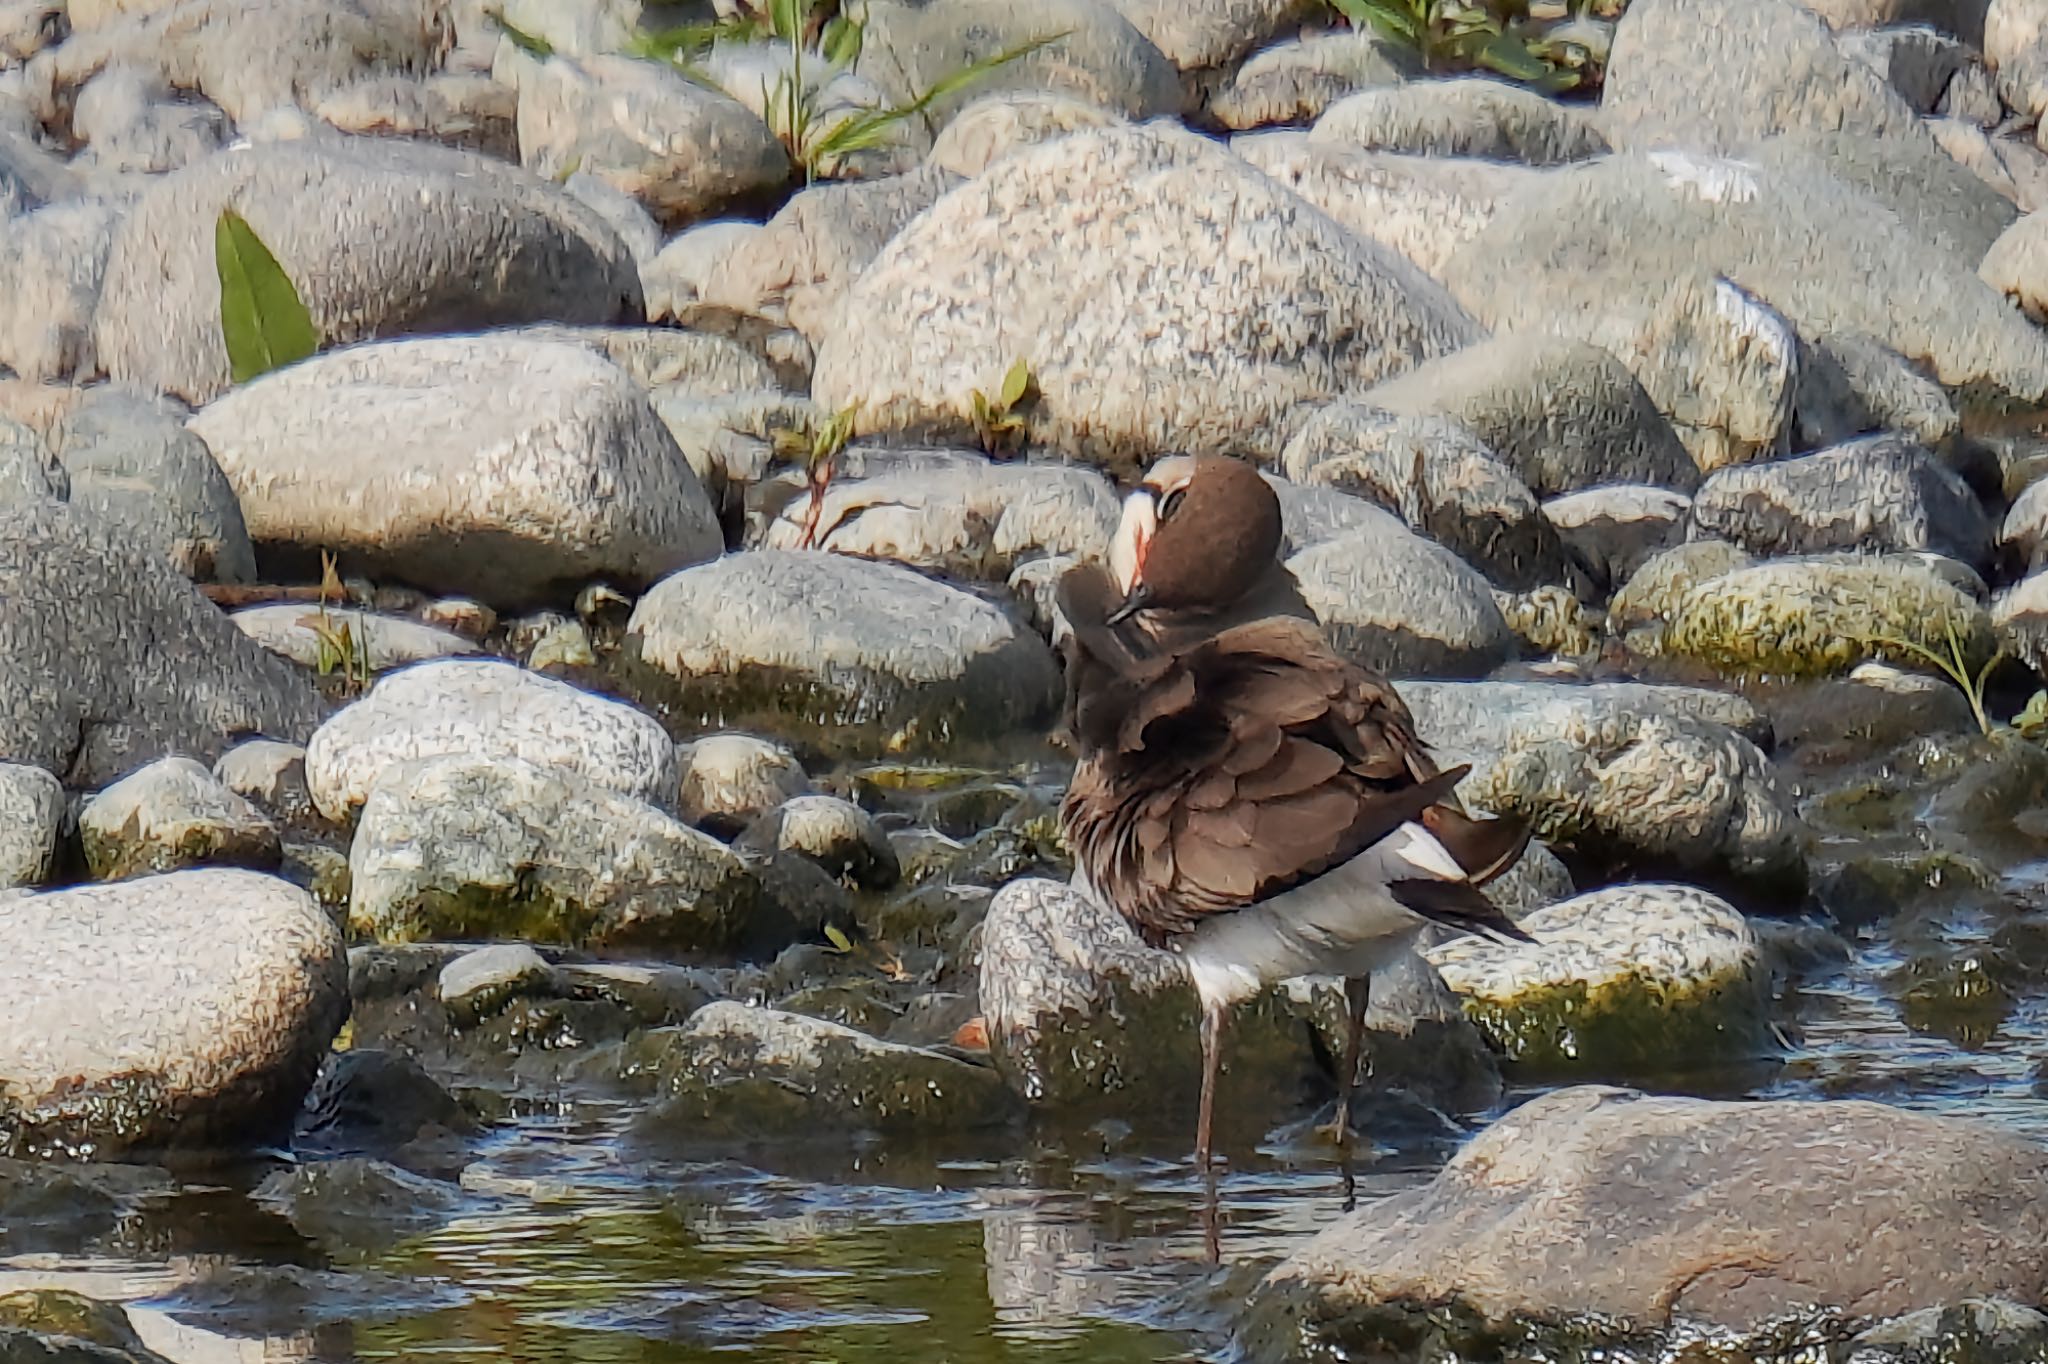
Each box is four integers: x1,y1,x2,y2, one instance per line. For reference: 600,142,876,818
1158,487,1186,520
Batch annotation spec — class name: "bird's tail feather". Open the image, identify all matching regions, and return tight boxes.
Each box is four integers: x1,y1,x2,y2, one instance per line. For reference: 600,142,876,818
1388,877,1537,945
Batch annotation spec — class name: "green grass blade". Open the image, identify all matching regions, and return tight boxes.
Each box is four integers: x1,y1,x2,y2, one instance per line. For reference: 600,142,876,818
485,8,552,56
907,30,1071,114
215,209,318,385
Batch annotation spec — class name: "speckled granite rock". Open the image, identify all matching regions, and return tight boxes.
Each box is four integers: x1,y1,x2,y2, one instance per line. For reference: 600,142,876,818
1794,331,1961,454
1627,273,1798,474
1542,485,1690,590
1981,212,2048,323
1287,519,1516,679
1207,30,1414,130
927,91,1126,174
78,755,281,880
677,733,810,836
1310,78,1607,165
1607,539,1755,632
0,762,61,888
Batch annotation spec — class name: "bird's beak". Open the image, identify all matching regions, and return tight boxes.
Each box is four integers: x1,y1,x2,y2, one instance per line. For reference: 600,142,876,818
1109,488,1157,596
1105,583,1153,626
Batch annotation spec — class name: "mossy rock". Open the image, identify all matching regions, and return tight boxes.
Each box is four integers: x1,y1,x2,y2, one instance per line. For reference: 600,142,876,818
1608,538,1753,633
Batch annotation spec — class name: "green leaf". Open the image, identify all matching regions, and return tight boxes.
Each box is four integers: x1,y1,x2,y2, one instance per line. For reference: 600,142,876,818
914,29,1069,111
1473,30,1554,81
822,14,863,67
629,17,758,64
485,8,552,56
1329,0,1421,45
768,0,806,43
999,357,1031,409
215,208,319,385
823,923,854,953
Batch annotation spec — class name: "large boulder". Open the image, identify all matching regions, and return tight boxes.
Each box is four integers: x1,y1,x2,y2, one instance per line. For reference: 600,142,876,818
1285,519,1518,679
0,869,347,1158
94,136,642,404
811,124,1483,475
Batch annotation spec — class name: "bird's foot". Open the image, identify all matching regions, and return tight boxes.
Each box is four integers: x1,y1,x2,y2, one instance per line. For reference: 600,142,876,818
1312,1114,1353,1148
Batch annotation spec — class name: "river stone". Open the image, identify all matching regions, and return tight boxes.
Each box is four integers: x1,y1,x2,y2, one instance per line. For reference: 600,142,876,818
1265,474,1408,554
503,323,776,397
736,795,900,892
1994,571,2048,672
231,604,479,675
1280,402,1581,593
51,388,254,584
93,136,641,405
642,1000,1017,1137
78,754,281,881
1208,30,1415,130
1542,485,1690,590
1359,335,1699,497
926,91,1126,175
0,417,63,503
1839,24,1985,112
516,55,788,229
1287,522,1516,680
2004,478,2048,574
348,753,777,956
0,198,123,385
677,733,810,836
1794,331,1962,454
0,868,346,1158
71,62,230,175
559,170,663,265
1311,78,1607,165
1245,1087,2048,1360
1100,0,1297,69
810,124,1483,476
436,943,558,1028
0,499,325,786
642,221,760,322
1751,129,2019,268
304,658,679,823
0,763,60,887
1608,539,1755,631
212,738,312,825
1929,117,2048,213
1602,0,1932,152
1981,211,2048,324
1691,434,1994,569
1663,555,1996,677
1441,151,2048,415
187,335,722,606
699,166,958,348
627,550,1061,759
1628,273,1798,474
308,71,520,160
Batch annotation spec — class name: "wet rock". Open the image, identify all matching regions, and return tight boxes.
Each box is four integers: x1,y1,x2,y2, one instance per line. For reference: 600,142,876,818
212,739,312,825
1602,0,1930,151
1207,30,1414,130
1628,273,1798,474
1311,78,1607,165
1360,335,1699,498
737,795,900,892
310,72,520,160
0,868,346,1158
811,124,1481,475
70,63,228,174
628,550,1061,759
639,1000,1017,1139
437,943,558,1027
1286,518,1516,679
295,1045,475,1161
304,658,679,823
516,55,788,229
1494,585,1597,658
1280,401,1583,592
926,91,1125,175
0,499,325,787
1607,538,1755,632
1246,1086,2048,1359
1542,485,1689,590
93,135,640,404
0,763,60,888
1981,211,2048,324
78,754,281,880
1661,554,1996,678
677,733,810,836
1793,330,1962,453
1288,952,1505,1126
0,198,124,385
0,1291,163,1361
253,1157,466,1251
1426,884,1770,1072
231,603,480,674
189,335,721,606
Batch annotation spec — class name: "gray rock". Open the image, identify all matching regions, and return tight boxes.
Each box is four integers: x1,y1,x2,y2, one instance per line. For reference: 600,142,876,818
0,868,346,1158
1208,31,1415,131
641,220,761,323
1311,78,1607,165
1749,128,2017,266
560,170,663,266
641,1000,1017,1137
1542,485,1690,590
69,63,227,174
2001,476,2048,572
1988,0,2048,122
814,124,1482,475
1361,335,1699,497
0,198,125,385
1692,434,1994,568
211,738,311,822
1981,211,2048,324
1794,330,1963,453
1839,23,1985,112
1993,570,2048,672
0,1,63,64
1264,474,1403,553
93,136,641,404
1602,0,1932,152
925,91,1127,174
627,550,1061,759
505,323,777,395
1928,116,2048,213
78,754,281,880
516,55,788,230
1101,0,1296,69
231,604,479,675
303,657,678,823
188,335,721,606
737,794,900,892
1607,538,1756,632
492,0,636,57
0,499,325,786
309,72,519,160
53,388,254,583
1281,401,1582,592
0,416,63,502
436,942,558,1027
1248,1086,2048,1356
253,1155,466,1250
1286,523,1516,679
0,762,60,888
1628,273,1798,475
677,732,810,835
348,753,771,956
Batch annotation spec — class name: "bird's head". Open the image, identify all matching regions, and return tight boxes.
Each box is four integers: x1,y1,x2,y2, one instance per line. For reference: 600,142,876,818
1106,454,1283,625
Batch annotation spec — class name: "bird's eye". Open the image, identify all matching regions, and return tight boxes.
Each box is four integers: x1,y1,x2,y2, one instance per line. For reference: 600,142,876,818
1158,487,1186,521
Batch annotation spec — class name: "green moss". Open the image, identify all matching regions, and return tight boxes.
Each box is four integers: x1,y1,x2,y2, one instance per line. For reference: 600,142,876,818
1456,968,1772,1075
0,1292,150,1353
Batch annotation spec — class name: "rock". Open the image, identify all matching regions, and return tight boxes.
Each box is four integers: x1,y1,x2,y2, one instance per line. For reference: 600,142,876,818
641,220,761,322
1691,434,1994,568
70,63,228,174
1997,569,2048,671
303,658,678,823
1247,1086,2048,1359
0,500,325,786
419,597,495,641
253,1156,465,1251
51,388,254,583
0,2,63,64
1426,884,1770,1071
188,335,722,606
0,198,124,385
1602,0,1931,152
1542,485,1690,590
491,0,636,57
94,136,641,404
0,868,346,1158
1627,273,1798,474
1794,330,1963,453
1988,0,2048,121
1839,23,1986,113
310,72,519,160
231,604,480,674
1208,31,1415,130
1101,0,1297,69
1928,117,2048,213
559,170,663,265
1287,519,1516,679
0,762,60,887
436,942,558,1026
515,55,788,229
1609,539,1755,631
1981,211,2048,323
1280,402,1582,592
1311,78,1607,165
736,795,900,892
295,1044,474,1159
2002,477,2048,574
811,124,1483,475
348,754,777,957
211,738,311,823
1753,131,2018,269
699,166,957,347
78,754,281,880
1441,151,2048,414
0,417,63,503
677,732,810,836
926,91,1125,175
1360,335,1699,497
523,615,594,672
627,550,1061,759
1397,680,1800,892
507,322,776,394
1662,554,1996,677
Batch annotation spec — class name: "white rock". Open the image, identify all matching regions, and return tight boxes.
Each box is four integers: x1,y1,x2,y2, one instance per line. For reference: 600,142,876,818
0,761,61,887
677,732,810,832
78,753,281,880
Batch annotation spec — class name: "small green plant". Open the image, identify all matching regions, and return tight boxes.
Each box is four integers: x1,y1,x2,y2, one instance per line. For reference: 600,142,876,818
771,402,860,549
2016,689,2048,740
1867,613,2006,738
969,358,1038,458
485,8,553,56
305,551,372,695
215,209,319,384
1326,0,1621,92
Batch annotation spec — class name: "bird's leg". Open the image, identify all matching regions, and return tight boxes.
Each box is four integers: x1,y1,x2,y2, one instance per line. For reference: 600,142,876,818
1195,1001,1226,1173
1314,974,1373,1148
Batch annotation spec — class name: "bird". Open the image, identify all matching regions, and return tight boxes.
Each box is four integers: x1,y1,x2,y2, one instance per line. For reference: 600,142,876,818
1055,453,1535,1178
